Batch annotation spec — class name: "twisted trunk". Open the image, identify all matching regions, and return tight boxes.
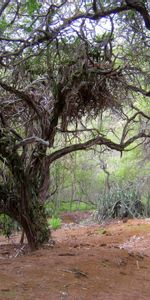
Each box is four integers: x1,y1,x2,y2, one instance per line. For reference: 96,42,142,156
0,182,49,250
0,129,50,250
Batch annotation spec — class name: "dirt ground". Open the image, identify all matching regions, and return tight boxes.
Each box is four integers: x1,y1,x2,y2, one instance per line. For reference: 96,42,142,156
0,213,150,300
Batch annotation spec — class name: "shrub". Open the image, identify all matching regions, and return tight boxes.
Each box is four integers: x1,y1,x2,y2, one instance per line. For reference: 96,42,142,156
95,183,143,222
0,214,19,237
142,194,150,217
48,216,61,230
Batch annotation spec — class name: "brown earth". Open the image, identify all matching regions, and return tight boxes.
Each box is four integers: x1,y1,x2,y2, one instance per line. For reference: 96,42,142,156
0,213,150,300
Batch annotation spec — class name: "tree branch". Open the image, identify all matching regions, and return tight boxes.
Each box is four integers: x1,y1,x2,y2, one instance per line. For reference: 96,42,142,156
0,0,10,17
131,105,150,120
14,136,50,150
48,132,150,164
125,84,150,97
125,0,150,30
0,80,42,118
0,3,138,62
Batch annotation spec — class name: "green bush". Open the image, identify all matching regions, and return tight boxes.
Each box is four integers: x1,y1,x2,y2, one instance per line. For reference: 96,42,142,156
60,201,94,212
142,194,150,217
45,200,95,216
48,216,61,230
0,214,19,237
95,183,143,221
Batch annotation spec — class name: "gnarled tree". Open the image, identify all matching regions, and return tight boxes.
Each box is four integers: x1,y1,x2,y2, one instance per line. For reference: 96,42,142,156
0,0,150,249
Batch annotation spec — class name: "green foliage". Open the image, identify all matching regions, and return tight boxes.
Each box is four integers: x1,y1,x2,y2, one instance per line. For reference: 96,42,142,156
45,200,94,217
48,150,100,212
60,201,95,212
45,202,53,218
26,0,40,15
107,146,140,184
128,11,136,18
0,16,8,32
48,216,61,230
95,183,143,221
98,171,107,187
0,214,18,238
141,194,150,217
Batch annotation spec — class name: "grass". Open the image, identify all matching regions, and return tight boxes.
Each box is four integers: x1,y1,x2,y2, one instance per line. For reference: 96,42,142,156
48,216,61,230
45,201,95,218
60,201,95,212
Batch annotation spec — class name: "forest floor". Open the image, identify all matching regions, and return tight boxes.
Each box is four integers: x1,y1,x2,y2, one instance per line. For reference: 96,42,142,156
0,212,150,300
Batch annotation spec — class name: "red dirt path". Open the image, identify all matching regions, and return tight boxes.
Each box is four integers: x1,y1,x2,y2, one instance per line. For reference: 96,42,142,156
0,214,150,300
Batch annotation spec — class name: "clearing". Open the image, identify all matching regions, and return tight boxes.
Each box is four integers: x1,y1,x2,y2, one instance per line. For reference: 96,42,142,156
0,212,150,300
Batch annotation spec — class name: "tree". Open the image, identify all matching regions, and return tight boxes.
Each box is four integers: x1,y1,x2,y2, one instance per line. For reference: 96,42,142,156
0,0,150,250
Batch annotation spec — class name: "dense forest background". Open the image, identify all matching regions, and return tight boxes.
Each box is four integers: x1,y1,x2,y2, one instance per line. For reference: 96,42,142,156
48,113,150,218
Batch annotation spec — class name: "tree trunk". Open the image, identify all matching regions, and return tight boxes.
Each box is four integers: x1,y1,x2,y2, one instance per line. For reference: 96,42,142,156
0,183,50,250
19,203,50,250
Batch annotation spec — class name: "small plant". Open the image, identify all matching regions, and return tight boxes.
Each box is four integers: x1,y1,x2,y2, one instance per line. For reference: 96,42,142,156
0,214,20,238
48,216,61,230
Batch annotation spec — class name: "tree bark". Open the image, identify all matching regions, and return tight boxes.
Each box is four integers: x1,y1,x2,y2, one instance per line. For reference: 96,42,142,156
0,183,50,250
19,205,49,250
0,130,50,250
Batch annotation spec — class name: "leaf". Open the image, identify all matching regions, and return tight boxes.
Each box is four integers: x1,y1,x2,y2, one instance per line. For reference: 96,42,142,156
26,0,40,16
0,17,8,32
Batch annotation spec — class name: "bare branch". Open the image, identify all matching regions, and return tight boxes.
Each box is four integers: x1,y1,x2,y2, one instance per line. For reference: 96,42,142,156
131,105,150,120
14,136,50,150
125,0,150,30
0,80,42,118
48,132,150,164
0,3,138,63
125,84,150,97
0,0,10,17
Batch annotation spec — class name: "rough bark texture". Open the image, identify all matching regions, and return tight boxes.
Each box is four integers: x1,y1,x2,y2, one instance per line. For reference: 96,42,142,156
0,129,50,250
0,183,49,250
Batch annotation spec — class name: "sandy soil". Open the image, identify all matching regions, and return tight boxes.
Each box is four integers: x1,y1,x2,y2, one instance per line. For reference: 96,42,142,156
0,213,150,300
